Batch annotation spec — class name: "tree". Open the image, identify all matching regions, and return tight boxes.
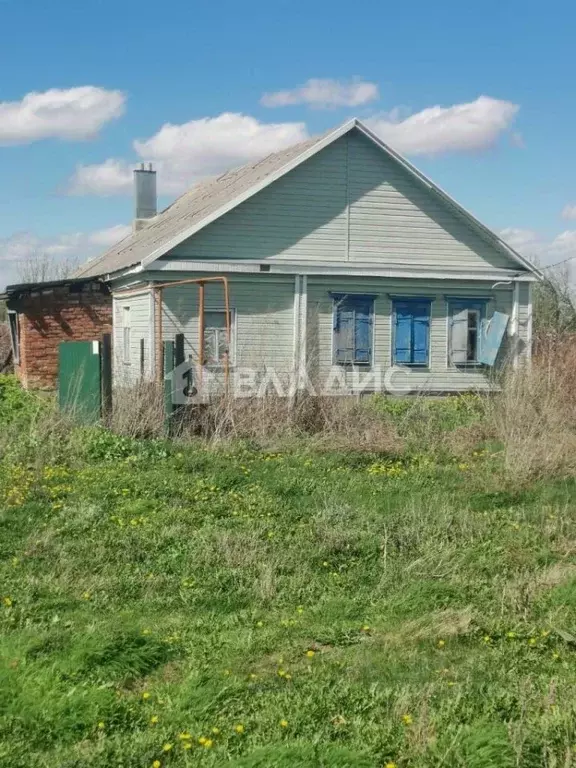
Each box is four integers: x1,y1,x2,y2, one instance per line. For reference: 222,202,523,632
16,250,79,284
533,264,576,335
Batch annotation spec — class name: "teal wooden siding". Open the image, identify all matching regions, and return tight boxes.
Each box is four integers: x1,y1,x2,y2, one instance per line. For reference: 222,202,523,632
169,129,521,274
160,274,295,379
305,277,519,392
113,272,532,395
171,138,349,263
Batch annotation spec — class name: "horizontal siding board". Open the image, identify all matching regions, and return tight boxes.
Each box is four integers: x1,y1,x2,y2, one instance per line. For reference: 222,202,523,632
112,273,528,394
161,274,295,375
171,137,348,263
306,276,515,392
347,133,519,271
164,129,523,277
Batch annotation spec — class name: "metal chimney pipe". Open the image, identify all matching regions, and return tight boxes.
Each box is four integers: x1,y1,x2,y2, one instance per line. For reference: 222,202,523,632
133,164,157,230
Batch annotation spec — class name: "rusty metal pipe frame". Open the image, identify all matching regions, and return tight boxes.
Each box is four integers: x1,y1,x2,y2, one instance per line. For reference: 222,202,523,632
152,276,230,391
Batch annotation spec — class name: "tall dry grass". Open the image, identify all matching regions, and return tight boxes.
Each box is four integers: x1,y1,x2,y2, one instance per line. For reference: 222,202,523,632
485,335,576,482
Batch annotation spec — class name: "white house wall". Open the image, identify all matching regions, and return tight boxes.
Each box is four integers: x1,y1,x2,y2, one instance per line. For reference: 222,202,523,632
112,290,154,384
149,273,529,394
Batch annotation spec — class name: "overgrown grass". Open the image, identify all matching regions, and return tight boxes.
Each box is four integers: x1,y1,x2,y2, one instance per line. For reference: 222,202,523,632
2,374,576,766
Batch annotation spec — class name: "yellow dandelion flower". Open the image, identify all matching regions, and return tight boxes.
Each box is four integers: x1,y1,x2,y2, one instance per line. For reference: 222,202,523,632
152,762,161,768
203,739,213,749
97,721,105,729
437,639,445,648
142,628,151,635
182,742,192,750
280,719,289,728
506,631,516,639
285,673,292,680
306,650,315,658
82,592,91,601
198,736,207,745
142,691,151,700
211,727,220,735
552,651,560,660
3,597,12,608
402,713,413,725
162,743,173,752
150,715,159,725
528,637,537,646
256,621,263,627
483,635,491,644
234,724,245,734
178,732,191,740
385,763,397,768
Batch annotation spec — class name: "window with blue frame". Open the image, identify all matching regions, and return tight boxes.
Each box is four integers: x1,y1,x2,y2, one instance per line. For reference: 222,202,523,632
331,293,375,365
392,298,432,366
447,298,487,365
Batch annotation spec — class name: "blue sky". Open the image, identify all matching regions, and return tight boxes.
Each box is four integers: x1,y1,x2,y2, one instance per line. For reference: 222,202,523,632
1,0,575,288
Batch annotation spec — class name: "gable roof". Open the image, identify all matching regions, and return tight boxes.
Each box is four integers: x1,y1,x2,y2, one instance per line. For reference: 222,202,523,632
74,119,541,280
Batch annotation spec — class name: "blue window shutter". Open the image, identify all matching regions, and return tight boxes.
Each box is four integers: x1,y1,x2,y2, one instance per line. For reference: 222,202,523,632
334,306,355,363
394,305,413,363
413,318,430,364
333,295,374,364
478,311,509,366
394,300,431,365
354,301,372,363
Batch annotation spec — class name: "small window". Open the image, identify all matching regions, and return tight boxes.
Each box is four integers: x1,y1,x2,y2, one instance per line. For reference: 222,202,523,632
332,294,374,365
203,310,233,366
392,298,432,366
448,299,487,365
8,311,20,365
122,306,131,364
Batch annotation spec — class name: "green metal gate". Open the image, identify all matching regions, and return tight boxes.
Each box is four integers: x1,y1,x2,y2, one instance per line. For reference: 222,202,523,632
58,340,105,422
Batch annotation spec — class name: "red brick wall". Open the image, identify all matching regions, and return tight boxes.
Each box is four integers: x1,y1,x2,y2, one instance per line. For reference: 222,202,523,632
12,283,112,390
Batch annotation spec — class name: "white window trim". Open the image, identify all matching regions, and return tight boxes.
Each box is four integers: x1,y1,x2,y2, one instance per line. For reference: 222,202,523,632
445,297,491,368
8,310,20,365
203,307,236,368
122,306,131,366
330,292,376,368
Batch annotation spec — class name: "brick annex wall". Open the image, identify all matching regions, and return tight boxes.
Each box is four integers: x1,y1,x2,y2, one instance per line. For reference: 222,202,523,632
13,283,112,390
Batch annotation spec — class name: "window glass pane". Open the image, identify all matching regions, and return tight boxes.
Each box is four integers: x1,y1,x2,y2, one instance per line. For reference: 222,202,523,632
204,329,218,364
204,311,227,329
449,302,484,364
203,311,233,364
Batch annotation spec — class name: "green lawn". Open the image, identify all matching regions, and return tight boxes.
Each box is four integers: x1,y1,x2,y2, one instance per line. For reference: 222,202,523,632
2,385,576,766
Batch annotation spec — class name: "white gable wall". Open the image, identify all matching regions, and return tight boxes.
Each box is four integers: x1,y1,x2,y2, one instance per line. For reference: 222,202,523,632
168,129,523,275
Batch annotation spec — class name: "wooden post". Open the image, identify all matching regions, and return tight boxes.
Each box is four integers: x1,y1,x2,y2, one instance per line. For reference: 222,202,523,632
101,333,112,418
198,281,205,388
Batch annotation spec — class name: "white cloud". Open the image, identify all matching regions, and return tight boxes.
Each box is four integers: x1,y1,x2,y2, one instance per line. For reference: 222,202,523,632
367,96,519,155
67,112,309,196
0,224,130,289
261,78,379,109
68,158,133,196
562,204,576,220
499,227,576,270
0,86,125,145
